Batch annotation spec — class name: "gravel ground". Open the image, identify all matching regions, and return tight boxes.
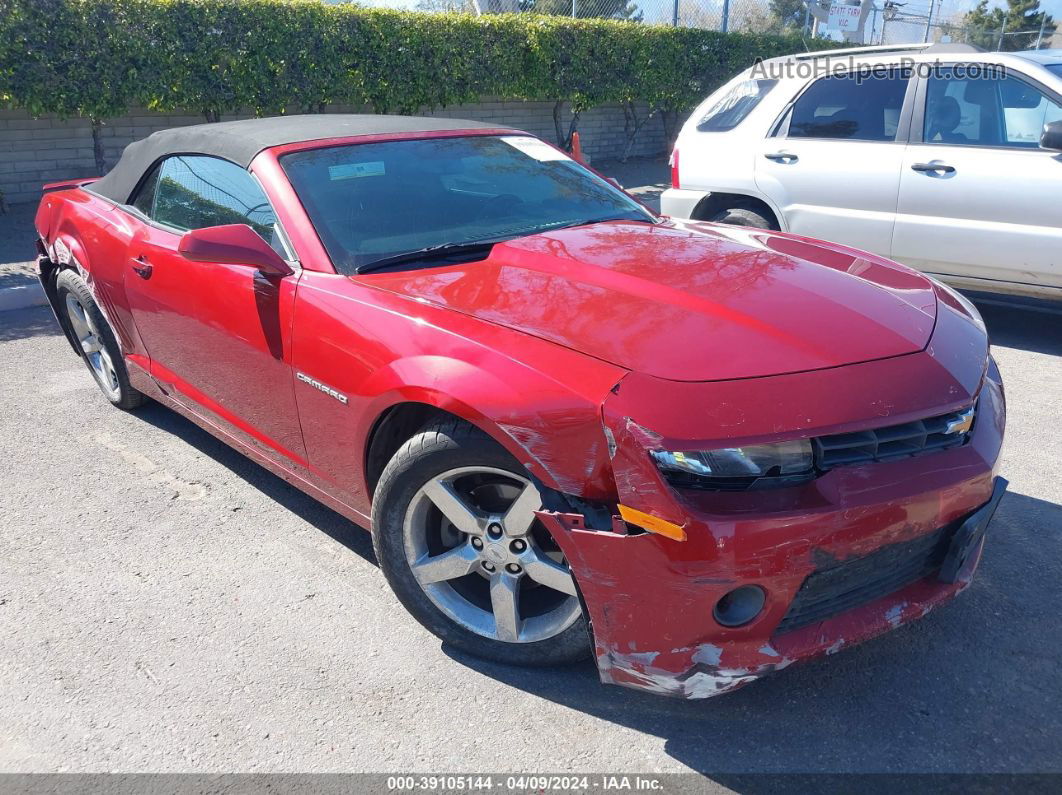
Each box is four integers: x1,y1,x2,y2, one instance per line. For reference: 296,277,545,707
1,165,1061,777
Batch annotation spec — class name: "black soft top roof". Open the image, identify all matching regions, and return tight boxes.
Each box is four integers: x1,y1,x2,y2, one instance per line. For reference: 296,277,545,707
89,114,501,203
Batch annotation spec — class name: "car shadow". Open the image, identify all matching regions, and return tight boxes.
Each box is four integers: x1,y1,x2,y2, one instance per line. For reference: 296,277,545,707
967,291,1062,357
441,490,1062,774
135,400,377,567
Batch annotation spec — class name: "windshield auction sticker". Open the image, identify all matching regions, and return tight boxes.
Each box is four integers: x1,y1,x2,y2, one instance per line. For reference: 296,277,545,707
328,161,386,180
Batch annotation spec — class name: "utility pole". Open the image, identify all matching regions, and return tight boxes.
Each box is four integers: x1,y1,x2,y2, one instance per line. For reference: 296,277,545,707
881,0,899,45
672,0,678,26
922,0,935,43
721,0,730,32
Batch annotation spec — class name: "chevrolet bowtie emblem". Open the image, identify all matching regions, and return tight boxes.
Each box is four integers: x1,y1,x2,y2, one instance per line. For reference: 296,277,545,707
945,406,975,435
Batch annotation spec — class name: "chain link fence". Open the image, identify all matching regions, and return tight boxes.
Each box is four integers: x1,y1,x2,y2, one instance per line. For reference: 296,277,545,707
355,0,826,36
875,0,1057,49
351,0,1059,49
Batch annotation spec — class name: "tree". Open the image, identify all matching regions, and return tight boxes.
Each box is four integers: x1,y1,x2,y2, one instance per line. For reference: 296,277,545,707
518,0,642,22
673,0,719,27
963,0,1055,51
769,0,809,30
416,0,478,11
730,7,777,32
0,0,157,172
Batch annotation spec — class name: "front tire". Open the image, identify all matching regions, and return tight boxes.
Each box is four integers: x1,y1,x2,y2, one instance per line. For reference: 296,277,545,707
371,418,590,666
55,269,145,411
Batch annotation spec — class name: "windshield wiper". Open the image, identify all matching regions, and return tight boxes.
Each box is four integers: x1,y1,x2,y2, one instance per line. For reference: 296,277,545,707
354,215,658,274
533,215,658,233
356,239,503,275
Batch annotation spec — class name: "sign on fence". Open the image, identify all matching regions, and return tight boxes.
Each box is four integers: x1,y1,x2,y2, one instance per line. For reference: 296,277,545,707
828,3,862,31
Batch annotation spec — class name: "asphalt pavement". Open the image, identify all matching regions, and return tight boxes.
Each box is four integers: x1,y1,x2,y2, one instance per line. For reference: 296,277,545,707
0,163,1060,777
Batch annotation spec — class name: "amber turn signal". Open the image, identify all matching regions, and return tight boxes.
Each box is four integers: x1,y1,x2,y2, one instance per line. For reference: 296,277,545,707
618,504,687,542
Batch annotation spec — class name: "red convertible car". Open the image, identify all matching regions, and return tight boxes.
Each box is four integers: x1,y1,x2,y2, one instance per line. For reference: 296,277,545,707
35,115,1006,698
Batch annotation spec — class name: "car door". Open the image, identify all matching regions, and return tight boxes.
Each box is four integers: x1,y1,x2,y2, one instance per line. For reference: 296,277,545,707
121,154,307,464
755,67,913,255
891,66,1062,291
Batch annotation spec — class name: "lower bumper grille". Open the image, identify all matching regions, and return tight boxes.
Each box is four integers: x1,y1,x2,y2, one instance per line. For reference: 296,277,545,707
776,523,956,634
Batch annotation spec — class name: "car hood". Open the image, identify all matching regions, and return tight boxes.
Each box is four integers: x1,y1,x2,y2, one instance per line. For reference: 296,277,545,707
362,220,938,382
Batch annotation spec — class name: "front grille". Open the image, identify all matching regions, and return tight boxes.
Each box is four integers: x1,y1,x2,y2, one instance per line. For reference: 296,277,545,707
814,405,974,470
776,524,955,633
656,405,975,494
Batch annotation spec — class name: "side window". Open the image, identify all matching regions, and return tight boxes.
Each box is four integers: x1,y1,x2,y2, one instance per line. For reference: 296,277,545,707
1001,76,1062,146
788,69,911,142
924,70,1062,149
129,162,161,217
152,155,291,257
696,79,778,132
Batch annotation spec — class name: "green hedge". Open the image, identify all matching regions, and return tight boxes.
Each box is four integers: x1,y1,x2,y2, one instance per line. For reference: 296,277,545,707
0,0,834,160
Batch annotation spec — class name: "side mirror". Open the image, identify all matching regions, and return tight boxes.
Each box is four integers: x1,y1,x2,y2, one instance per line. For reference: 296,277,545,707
1041,120,1062,152
178,224,293,276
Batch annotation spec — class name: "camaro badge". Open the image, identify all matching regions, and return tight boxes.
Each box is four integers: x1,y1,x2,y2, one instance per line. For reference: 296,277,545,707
296,372,348,405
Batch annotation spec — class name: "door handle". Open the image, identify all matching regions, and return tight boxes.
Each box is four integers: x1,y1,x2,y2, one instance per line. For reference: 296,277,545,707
911,162,956,174
764,151,799,163
131,255,153,279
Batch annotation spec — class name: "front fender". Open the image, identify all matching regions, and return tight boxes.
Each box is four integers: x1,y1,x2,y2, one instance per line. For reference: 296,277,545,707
359,354,620,499
35,203,99,357
35,189,141,357
290,272,628,510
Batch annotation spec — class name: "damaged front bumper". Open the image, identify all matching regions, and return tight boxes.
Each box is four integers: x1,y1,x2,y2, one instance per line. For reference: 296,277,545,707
540,474,1006,699
538,307,1005,699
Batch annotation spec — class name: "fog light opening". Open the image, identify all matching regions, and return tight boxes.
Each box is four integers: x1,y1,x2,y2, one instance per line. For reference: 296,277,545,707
713,585,766,628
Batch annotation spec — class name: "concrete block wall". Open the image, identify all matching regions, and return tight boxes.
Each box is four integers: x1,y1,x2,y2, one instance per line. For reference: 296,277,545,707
0,99,671,206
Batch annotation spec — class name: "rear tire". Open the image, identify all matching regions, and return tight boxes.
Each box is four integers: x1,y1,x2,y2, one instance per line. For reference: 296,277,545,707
708,206,776,229
371,418,591,666
55,269,146,411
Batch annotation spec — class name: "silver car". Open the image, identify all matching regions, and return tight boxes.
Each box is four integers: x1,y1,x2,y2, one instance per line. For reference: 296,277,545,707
662,43,1062,300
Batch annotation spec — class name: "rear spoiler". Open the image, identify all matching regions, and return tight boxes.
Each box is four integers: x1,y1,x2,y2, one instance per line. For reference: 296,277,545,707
42,177,99,193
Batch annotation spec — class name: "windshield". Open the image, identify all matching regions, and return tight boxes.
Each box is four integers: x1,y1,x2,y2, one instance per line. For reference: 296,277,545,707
1046,64,1062,78
280,135,655,274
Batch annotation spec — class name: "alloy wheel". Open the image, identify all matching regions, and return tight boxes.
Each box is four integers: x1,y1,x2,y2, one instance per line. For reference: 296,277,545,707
65,293,121,401
403,466,580,644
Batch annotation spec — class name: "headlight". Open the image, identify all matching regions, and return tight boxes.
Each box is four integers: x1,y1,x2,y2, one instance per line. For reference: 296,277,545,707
933,278,985,333
651,440,814,491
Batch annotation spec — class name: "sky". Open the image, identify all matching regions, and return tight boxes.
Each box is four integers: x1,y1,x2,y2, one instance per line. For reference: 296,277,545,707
1038,0,1061,20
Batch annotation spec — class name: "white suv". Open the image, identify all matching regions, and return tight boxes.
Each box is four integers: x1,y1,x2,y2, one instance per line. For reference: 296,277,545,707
661,43,1062,300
